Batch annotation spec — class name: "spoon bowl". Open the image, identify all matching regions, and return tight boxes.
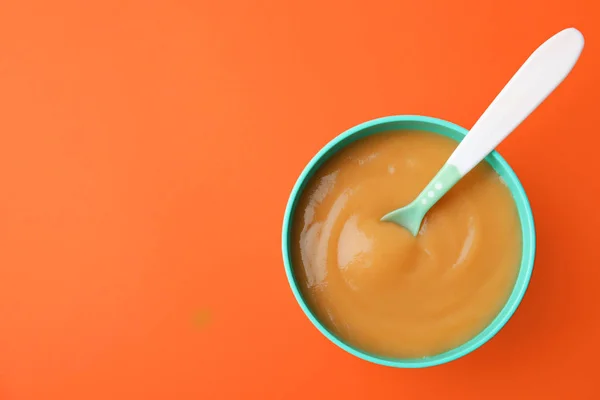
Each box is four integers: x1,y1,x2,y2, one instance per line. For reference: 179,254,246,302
282,115,536,367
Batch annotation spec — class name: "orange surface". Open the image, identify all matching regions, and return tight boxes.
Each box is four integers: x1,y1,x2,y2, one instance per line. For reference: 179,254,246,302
0,0,598,399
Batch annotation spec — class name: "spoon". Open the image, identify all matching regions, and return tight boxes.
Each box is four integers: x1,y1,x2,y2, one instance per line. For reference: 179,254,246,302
381,27,584,235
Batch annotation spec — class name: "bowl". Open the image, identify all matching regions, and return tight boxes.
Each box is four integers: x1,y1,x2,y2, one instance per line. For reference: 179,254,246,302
281,115,536,368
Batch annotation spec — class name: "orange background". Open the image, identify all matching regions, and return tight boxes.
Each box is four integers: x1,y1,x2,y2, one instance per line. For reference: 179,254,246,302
0,0,598,399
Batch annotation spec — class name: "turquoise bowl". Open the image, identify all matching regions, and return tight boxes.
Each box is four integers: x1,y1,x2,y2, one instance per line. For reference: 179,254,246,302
281,115,536,368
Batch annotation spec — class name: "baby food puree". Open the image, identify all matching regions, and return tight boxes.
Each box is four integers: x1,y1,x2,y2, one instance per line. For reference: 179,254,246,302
291,131,521,358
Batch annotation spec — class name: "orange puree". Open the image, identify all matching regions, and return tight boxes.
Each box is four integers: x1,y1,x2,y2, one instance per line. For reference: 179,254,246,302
291,131,521,358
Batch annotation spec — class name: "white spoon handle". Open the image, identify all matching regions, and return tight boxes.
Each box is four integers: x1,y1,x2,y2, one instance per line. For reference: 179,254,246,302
447,27,584,175
382,28,584,236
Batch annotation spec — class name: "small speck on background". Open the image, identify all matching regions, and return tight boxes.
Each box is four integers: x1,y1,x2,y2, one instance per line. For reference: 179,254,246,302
193,309,212,329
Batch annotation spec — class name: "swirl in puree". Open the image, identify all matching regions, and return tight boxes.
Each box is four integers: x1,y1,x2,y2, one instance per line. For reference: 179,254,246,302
291,131,521,358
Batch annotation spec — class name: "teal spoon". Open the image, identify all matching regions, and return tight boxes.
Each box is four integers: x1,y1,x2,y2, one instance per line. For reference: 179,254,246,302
381,27,584,235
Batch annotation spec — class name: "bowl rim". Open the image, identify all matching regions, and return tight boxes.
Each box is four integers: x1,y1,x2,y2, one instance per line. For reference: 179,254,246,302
281,115,536,368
